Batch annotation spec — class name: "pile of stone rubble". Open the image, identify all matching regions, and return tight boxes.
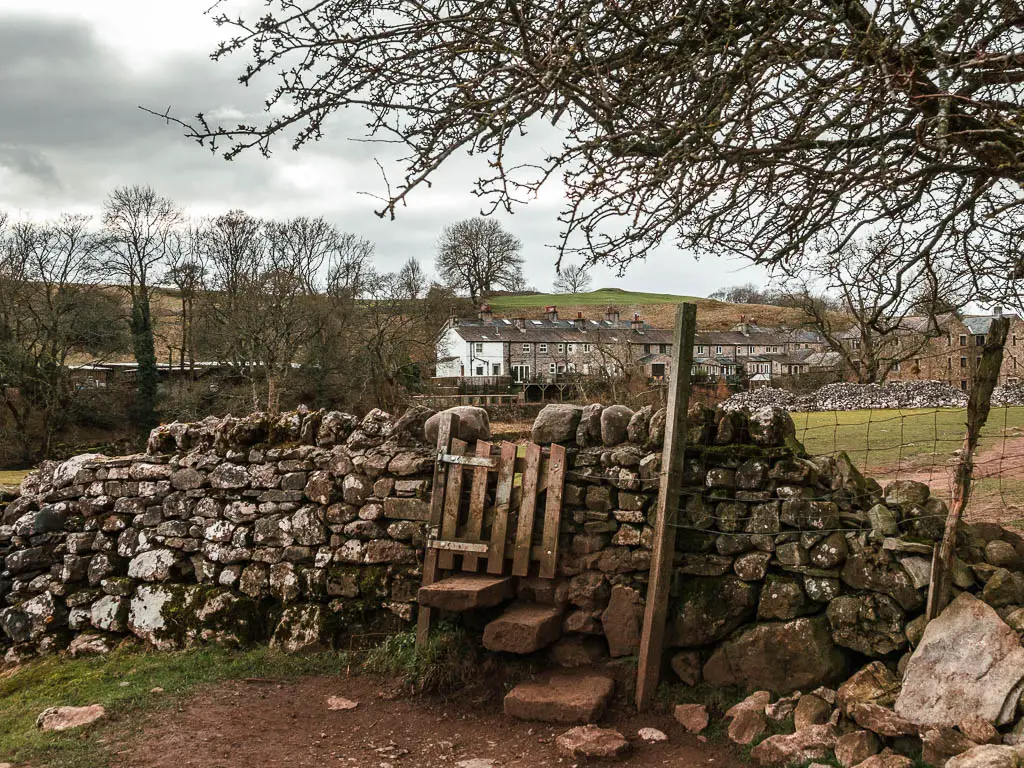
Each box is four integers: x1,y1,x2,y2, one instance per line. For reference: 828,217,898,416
724,381,970,413
667,592,1024,768
994,382,1024,407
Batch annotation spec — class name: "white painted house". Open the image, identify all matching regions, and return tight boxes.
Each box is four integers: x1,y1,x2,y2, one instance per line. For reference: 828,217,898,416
435,322,507,378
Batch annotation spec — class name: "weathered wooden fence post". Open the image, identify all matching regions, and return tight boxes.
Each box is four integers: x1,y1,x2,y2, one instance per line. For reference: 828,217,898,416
636,303,697,711
926,316,1009,621
416,411,458,647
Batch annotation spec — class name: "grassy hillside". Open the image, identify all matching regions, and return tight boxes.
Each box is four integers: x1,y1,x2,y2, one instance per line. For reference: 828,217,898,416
489,288,808,331
488,288,698,309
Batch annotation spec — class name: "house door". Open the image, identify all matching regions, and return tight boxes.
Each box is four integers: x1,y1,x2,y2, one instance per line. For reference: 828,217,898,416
511,364,530,383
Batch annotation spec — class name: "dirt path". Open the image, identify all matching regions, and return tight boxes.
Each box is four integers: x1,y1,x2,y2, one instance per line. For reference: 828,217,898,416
115,674,742,768
866,434,1024,524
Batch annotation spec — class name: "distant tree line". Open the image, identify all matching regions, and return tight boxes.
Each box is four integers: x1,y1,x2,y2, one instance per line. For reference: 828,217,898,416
0,187,473,464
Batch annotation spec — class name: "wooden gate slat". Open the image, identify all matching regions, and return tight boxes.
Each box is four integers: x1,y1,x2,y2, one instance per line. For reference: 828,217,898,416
462,440,492,572
512,443,543,577
416,412,458,647
538,443,566,579
438,438,468,570
487,441,518,574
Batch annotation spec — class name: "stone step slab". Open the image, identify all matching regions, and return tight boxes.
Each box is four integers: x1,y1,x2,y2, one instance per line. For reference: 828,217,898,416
504,671,615,724
417,574,514,612
483,602,563,654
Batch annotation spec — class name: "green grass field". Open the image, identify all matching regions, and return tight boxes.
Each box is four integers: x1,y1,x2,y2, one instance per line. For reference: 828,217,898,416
488,288,697,310
791,406,1024,471
792,406,1024,523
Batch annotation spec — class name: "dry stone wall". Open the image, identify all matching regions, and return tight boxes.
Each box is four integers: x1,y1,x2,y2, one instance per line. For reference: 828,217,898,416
5,400,1024,705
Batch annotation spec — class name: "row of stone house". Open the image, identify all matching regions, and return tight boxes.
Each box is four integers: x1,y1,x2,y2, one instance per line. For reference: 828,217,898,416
434,306,675,384
434,307,842,389
843,309,1024,390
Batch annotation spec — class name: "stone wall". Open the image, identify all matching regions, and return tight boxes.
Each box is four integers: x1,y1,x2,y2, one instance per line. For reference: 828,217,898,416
4,400,1024,699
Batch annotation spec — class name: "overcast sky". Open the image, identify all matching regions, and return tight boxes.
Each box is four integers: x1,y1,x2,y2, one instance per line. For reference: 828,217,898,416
0,0,769,297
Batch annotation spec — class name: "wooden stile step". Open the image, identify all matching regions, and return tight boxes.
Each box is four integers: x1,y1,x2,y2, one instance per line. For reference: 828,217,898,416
417,574,515,612
483,602,563,654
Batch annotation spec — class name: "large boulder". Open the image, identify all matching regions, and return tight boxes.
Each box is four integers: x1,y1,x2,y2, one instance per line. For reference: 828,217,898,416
531,404,583,445
575,403,603,447
670,576,758,647
896,593,1024,727
270,604,335,653
128,584,201,649
703,616,848,693
424,406,490,445
840,551,923,611
750,724,838,767
600,405,634,446
837,662,902,713
826,593,907,657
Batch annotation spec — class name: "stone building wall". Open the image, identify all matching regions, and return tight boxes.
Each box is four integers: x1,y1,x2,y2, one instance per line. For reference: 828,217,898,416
4,401,1024,698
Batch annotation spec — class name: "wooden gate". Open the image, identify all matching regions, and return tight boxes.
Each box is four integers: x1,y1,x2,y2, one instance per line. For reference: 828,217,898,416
416,411,567,647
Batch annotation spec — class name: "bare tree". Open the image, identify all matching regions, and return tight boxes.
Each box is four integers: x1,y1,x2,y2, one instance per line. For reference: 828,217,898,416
165,1,1024,305
102,185,183,430
553,264,592,294
435,218,523,303
197,213,336,412
397,257,426,300
0,215,120,461
781,239,957,384
166,226,206,375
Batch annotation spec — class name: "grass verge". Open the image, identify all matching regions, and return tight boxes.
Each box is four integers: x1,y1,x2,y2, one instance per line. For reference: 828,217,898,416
0,644,355,768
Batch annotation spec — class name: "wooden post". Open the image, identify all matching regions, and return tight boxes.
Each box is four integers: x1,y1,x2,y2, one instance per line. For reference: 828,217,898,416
926,316,1009,621
635,303,697,711
416,411,459,648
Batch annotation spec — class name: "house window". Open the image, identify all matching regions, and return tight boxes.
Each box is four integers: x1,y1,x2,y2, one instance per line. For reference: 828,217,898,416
960,335,967,346
696,345,705,354
583,344,592,353
660,344,668,353
475,343,483,353
492,363,501,375
557,343,565,353
976,335,986,346
947,357,952,369
716,345,723,354
475,366,484,375
960,357,967,368
644,344,651,354
961,380,968,391
852,339,861,350
539,343,548,353
567,343,574,353
522,343,531,352
549,363,556,374
511,364,530,382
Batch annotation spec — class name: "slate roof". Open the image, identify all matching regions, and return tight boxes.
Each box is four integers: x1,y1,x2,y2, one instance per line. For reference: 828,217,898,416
963,313,1019,335
449,318,674,344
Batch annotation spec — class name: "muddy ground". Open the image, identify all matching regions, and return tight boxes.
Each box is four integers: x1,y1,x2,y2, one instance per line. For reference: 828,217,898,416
112,674,743,768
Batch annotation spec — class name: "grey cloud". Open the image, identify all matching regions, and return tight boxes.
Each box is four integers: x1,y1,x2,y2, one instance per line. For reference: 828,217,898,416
0,145,60,188
0,9,769,297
